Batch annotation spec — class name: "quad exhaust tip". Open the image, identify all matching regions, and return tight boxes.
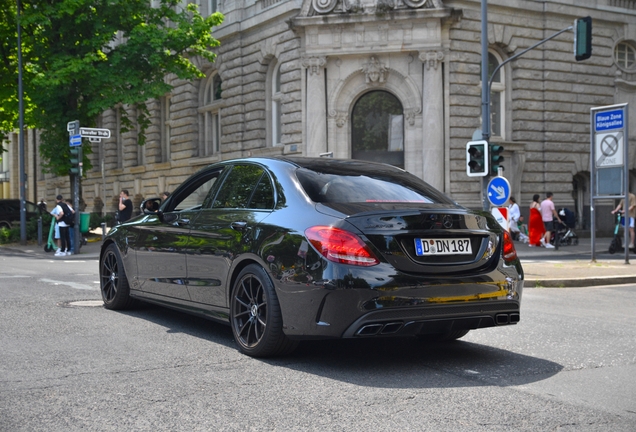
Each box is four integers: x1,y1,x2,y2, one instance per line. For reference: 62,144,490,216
356,322,403,336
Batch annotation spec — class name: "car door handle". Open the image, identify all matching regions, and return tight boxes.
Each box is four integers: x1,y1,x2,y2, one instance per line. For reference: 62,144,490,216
231,221,248,231
177,218,190,226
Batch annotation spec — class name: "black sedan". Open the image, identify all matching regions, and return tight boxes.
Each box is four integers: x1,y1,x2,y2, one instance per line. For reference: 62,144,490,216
99,157,523,357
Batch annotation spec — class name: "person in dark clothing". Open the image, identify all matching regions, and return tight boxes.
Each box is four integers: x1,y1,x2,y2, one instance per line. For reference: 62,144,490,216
117,189,133,223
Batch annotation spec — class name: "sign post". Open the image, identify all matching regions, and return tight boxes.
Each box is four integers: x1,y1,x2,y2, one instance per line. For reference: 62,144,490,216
590,103,629,263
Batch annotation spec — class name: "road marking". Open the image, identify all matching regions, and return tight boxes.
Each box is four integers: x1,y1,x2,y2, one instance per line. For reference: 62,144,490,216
0,275,30,278
39,278,97,291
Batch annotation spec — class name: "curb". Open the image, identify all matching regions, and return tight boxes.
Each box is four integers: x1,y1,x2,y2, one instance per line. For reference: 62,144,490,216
525,276,636,288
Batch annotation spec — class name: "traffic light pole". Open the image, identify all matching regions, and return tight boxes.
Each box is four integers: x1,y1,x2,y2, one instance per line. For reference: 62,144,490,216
480,0,590,210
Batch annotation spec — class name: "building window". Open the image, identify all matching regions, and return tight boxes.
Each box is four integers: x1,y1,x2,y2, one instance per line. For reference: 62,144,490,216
199,72,222,157
271,62,282,147
351,90,404,168
488,51,506,139
161,95,171,163
615,41,636,71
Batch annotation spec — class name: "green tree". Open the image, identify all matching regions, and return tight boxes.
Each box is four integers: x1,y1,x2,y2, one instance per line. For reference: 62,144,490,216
0,0,222,176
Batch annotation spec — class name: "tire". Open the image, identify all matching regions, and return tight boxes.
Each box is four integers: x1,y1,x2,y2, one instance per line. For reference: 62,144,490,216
418,329,470,342
230,264,298,357
99,244,135,310
44,244,54,252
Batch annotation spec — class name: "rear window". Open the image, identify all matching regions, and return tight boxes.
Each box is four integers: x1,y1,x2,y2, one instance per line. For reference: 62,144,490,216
295,167,454,205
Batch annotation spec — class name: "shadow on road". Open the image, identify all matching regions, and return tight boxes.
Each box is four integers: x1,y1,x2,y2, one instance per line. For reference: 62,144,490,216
112,303,562,389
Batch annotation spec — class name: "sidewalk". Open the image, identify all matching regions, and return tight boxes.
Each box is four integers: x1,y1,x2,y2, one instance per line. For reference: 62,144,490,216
1,235,636,288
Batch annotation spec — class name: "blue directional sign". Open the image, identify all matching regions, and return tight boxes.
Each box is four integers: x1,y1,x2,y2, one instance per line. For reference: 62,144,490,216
69,134,82,147
487,176,511,207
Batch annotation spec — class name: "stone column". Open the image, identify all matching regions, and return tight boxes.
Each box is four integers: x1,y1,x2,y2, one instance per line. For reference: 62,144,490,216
302,56,327,156
419,50,445,190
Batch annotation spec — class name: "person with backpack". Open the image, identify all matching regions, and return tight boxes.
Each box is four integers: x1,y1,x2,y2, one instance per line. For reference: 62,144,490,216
52,195,73,256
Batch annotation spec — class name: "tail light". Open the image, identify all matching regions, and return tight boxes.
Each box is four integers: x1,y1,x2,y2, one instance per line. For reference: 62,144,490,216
502,230,518,263
305,226,379,267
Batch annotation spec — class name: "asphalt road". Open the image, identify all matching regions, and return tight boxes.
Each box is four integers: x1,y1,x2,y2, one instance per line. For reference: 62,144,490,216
1,252,635,431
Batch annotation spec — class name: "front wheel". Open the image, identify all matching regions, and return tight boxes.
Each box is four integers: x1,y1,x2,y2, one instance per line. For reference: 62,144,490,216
230,264,298,357
99,244,135,310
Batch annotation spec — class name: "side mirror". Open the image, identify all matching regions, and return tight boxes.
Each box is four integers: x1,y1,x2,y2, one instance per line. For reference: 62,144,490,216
141,198,161,215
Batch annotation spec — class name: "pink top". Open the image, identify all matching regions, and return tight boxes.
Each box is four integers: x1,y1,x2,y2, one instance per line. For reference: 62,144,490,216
540,199,555,222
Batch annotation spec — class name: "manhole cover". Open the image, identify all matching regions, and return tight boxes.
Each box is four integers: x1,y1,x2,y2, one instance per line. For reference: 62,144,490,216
59,300,103,308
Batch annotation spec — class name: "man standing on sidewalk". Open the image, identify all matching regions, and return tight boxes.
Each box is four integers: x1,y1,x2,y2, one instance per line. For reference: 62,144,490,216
540,192,562,248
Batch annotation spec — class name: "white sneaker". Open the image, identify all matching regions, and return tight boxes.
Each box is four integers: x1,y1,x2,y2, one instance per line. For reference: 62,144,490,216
66,251,72,256
544,243,555,249
540,238,546,246
54,250,65,256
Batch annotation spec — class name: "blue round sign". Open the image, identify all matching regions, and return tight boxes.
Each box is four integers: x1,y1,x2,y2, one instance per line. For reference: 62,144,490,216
487,176,511,207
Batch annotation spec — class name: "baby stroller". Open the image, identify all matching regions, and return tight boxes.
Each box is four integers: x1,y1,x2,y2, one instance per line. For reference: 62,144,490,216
551,208,579,246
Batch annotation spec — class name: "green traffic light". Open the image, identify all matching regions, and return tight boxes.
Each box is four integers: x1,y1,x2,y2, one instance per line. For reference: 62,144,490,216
490,144,504,175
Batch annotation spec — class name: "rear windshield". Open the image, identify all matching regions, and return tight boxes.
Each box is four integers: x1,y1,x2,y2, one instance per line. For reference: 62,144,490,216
295,167,455,205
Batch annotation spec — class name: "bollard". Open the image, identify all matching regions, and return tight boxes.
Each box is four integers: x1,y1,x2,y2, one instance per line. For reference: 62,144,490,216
37,217,42,246
101,222,106,243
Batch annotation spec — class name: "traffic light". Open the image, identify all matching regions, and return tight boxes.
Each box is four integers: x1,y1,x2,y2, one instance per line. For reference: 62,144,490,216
466,140,488,177
574,16,592,61
69,147,81,175
490,144,504,175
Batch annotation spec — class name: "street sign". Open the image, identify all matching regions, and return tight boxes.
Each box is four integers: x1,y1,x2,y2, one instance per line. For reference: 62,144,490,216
69,134,82,147
67,120,80,133
594,109,623,132
88,137,102,143
595,131,624,168
487,176,511,207
80,127,111,138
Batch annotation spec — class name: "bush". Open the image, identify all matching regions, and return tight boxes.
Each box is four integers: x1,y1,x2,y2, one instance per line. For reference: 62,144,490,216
0,217,48,245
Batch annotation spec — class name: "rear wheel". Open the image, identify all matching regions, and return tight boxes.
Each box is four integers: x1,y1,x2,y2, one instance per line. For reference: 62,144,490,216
100,244,135,310
230,264,298,357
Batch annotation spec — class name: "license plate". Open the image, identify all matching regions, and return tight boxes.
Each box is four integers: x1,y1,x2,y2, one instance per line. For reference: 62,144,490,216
414,238,472,256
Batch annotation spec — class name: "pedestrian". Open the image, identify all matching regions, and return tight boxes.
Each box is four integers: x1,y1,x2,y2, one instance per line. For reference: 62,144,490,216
161,191,170,202
540,192,562,248
51,195,72,256
117,189,133,224
37,198,47,213
508,196,528,243
528,194,545,247
611,192,636,249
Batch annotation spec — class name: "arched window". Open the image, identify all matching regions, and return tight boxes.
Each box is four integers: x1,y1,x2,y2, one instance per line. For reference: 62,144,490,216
615,41,636,71
351,91,404,168
488,51,506,139
200,72,222,156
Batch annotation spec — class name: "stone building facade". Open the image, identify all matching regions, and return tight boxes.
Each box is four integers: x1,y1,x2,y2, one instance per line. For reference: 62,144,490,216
2,0,636,232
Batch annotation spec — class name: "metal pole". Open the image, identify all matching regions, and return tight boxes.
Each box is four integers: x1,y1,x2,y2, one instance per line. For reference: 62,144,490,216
624,104,630,264
17,0,27,245
590,108,596,262
480,0,490,211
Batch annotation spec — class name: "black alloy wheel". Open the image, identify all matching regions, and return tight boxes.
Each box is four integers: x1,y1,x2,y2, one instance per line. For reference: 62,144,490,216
100,244,135,310
230,264,298,357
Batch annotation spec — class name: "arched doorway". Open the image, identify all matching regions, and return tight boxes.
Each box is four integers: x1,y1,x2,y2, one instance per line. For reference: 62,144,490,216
351,90,404,168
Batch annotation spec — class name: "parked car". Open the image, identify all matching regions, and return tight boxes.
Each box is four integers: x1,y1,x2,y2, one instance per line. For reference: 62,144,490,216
99,157,524,357
0,199,44,230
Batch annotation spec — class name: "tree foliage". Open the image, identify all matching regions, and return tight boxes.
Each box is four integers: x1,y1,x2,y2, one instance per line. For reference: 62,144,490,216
0,0,223,176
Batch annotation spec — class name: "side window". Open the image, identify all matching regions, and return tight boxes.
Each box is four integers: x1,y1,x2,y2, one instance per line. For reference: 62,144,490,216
248,175,275,210
170,170,223,212
212,165,268,209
